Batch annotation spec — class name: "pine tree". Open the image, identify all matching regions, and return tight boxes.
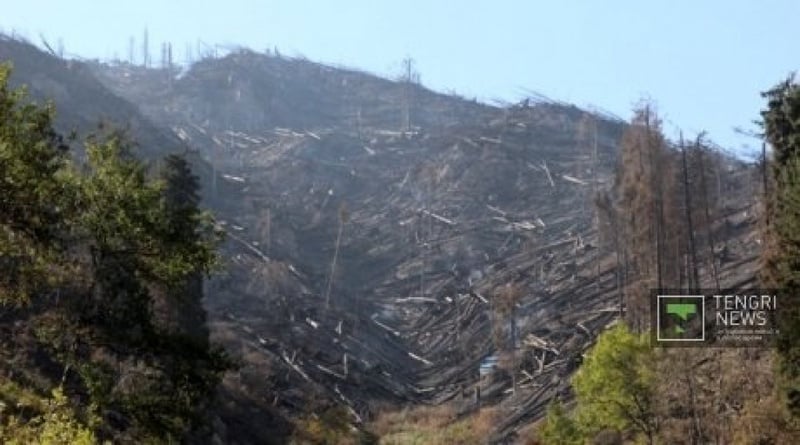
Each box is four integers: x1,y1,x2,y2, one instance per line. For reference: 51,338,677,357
156,153,218,345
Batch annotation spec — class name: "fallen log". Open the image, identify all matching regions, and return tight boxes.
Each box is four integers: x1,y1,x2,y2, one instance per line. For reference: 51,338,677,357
420,209,456,226
281,351,312,382
561,174,588,185
540,160,555,188
408,352,433,366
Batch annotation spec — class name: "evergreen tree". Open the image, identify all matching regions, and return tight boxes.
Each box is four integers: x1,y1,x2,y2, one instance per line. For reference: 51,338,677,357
760,75,800,418
0,62,73,305
155,153,220,344
72,127,229,443
0,64,231,442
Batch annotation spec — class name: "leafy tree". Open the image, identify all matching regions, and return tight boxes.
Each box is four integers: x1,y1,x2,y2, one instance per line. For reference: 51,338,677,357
572,322,659,444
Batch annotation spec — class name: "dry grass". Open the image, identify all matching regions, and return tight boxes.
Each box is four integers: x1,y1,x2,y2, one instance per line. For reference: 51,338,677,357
514,421,543,445
370,404,500,445
469,406,499,439
370,404,456,438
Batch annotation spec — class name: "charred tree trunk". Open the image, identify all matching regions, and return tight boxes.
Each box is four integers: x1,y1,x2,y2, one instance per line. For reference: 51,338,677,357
696,142,720,290
681,142,700,289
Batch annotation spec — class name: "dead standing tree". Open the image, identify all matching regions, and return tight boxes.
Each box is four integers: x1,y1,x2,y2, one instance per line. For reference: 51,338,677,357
142,27,150,68
494,282,523,393
325,203,348,310
595,190,624,315
578,113,603,289
617,102,683,330
400,57,420,133
417,163,440,299
692,135,721,290
681,134,701,290
128,36,135,65
618,103,659,330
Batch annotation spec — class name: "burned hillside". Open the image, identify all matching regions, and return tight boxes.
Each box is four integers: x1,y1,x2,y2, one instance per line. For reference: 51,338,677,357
85,50,764,442
0,39,765,443
0,36,187,159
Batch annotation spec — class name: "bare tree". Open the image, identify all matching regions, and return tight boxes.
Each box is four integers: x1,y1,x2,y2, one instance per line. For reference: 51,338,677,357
579,113,603,289
494,283,523,393
184,42,193,66
128,36,135,65
595,190,623,314
142,27,149,68
615,101,688,328
325,203,348,309
400,57,420,132
681,135,700,289
618,102,662,329
693,136,720,290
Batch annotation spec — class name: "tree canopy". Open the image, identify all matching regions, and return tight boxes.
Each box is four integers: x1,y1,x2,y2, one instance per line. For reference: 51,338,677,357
0,62,231,442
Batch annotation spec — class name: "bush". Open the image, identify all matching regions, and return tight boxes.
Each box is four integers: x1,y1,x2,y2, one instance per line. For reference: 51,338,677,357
537,401,581,445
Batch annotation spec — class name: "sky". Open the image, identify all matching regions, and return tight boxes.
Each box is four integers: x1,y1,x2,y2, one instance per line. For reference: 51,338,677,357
3,1,798,157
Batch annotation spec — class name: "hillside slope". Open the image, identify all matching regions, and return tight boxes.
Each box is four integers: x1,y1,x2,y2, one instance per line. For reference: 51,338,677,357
90,50,763,443
1,41,762,443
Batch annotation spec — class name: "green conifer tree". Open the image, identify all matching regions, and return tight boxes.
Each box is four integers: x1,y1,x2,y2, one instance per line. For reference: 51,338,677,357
760,75,800,418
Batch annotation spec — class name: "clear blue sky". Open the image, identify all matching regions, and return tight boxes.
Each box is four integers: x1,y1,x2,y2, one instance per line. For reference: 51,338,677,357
3,1,797,157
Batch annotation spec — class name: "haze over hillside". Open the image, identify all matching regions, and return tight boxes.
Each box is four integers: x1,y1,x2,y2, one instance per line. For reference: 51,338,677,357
6,1,797,155
0,25,794,444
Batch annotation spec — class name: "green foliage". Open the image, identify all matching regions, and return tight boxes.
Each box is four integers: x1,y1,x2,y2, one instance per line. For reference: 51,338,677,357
157,154,223,343
538,401,582,445
70,120,229,443
0,381,97,445
761,76,800,419
572,322,658,441
0,62,73,305
0,63,232,442
77,138,219,290
293,406,358,444
762,76,800,166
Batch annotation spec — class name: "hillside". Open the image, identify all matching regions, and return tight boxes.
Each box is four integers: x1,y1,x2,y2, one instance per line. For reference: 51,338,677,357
0,35,186,159
89,49,763,442
1,40,765,443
